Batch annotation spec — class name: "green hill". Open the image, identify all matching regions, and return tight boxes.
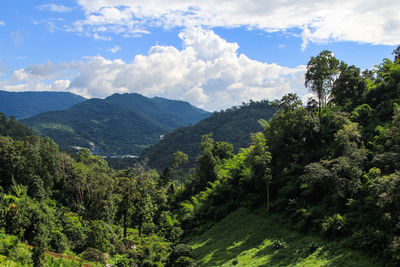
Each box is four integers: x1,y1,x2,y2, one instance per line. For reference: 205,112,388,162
0,90,86,119
20,93,210,156
186,207,377,267
0,112,34,139
141,100,278,171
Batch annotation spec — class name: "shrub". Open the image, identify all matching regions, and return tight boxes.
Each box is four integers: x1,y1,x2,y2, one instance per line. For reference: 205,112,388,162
0,234,18,256
63,223,88,253
81,247,106,263
321,213,347,236
50,231,68,253
113,254,134,267
168,244,195,266
175,256,197,266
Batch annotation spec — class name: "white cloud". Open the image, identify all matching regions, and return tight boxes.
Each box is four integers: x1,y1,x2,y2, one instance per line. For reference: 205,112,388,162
36,4,73,12
2,28,306,111
0,21,4,26
108,45,121,53
93,33,112,41
72,0,400,47
52,80,71,91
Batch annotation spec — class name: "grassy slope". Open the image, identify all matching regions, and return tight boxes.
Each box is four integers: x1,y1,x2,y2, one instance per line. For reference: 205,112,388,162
185,208,379,267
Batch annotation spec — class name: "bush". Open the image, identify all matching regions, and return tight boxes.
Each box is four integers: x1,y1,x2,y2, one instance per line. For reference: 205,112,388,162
0,234,18,256
113,254,134,267
321,214,347,236
167,244,196,266
81,247,106,263
63,223,88,253
50,231,68,253
175,256,197,266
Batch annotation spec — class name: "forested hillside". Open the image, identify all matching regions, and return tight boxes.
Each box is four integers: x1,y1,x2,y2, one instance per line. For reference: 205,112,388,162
0,112,34,139
142,100,278,172
1,48,400,266
21,93,210,156
0,90,86,119
173,48,400,265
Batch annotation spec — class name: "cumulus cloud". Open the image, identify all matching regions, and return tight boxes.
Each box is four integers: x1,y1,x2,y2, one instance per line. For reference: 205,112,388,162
0,21,5,26
36,4,73,12
3,28,306,111
72,0,400,47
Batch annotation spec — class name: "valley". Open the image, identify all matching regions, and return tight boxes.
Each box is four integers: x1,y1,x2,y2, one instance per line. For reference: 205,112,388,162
0,37,399,267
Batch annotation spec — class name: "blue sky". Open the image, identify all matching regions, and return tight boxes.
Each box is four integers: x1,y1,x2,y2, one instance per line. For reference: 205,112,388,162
0,0,399,111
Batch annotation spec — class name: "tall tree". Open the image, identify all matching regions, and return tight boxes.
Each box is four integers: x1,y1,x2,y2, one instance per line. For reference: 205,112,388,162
115,177,136,237
196,133,217,192
331,63,366,109
247,132,272,212
171,151,188,191
305,50,340,115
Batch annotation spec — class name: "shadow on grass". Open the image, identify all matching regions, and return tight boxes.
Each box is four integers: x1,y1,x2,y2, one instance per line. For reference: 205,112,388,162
186,207,377,267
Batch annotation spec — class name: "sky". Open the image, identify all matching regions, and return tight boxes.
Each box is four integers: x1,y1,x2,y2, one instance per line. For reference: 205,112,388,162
0,0,399,111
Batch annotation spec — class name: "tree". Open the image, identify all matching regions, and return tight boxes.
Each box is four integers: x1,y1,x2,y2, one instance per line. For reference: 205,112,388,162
271,93,302,112
247,132,272,211
115,177,136,237
121,166,166,236
305,50,340,115
196,133,217,192
171,151,188,191
72,149,115,223
212,141,233,162
331,63,366,109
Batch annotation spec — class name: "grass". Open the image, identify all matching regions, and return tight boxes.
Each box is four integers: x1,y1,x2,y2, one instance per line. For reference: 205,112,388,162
185,207,381,267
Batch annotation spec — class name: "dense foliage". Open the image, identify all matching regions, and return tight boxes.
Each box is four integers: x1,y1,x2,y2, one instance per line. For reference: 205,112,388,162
2,47,400,266
0,112,34,140
171,48,400,265
0,90,86,119
0,118,193,266
141,100,278,172
21,93,210,156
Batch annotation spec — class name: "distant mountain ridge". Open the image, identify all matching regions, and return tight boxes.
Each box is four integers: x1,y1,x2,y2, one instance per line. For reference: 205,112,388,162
0,90,86,119
141,100,278,172
20,93,211,156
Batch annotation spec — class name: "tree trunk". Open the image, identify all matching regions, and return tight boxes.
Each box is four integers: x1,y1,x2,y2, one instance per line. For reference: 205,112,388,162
138,215,142,237
266,182,270,212
123,209,127,238
180,174,183,191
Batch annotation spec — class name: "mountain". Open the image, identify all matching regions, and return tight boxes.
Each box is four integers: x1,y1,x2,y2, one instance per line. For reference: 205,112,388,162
0,90,86,119
105,93,210,127
151,96,210,124
141,100,278,172
20,93,211,156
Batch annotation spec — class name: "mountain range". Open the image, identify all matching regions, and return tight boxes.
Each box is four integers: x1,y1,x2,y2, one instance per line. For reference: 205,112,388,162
0,90,86,119
21,93,210,156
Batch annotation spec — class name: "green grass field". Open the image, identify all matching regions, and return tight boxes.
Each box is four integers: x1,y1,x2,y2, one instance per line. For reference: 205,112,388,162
185,207,381,267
